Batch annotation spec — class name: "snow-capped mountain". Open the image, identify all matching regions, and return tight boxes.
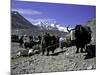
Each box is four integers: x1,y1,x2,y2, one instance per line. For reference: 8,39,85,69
33,20,68,32
11,11,69,32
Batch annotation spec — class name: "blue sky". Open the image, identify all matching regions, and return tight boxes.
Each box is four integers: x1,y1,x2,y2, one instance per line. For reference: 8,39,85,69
11,0,96,28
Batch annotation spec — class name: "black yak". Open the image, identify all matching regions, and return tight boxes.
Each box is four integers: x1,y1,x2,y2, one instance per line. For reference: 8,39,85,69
41,33,59,56
67,25,92,53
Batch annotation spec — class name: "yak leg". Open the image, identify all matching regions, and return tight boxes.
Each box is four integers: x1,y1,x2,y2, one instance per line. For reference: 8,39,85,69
76,47,79,53
42,49,45,55
83,45,87,52
80,47,86,53
80,48,84,52
82,48,86,52
42,45,45,55
47,48,50,56
81,45,86,53
52,47,55,54
41,43,45,55
52,50,54,54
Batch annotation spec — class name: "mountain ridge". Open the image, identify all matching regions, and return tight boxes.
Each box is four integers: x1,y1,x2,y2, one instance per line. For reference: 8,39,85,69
11,11,39,29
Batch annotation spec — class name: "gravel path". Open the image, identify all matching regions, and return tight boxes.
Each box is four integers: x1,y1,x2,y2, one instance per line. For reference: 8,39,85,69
11,43,96,75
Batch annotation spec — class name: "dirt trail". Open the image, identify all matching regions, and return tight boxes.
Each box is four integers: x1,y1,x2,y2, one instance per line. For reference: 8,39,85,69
11,43,96,74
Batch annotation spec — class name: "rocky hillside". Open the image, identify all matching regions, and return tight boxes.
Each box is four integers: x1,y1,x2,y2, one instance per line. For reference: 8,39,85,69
11,43,96,74
11,11,39,29
86,19,96,44
11,11,67,36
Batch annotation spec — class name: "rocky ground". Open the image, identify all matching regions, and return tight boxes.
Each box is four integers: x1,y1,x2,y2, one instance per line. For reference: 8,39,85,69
11,43,96,75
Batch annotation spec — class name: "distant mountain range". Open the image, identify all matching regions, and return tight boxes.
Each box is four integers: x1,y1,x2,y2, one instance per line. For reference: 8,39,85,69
11,11,95,38
11,11,68,36
11,11,69,32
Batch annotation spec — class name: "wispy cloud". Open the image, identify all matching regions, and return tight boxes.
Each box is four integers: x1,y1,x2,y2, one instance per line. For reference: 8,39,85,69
26,18,56,23
12,8,42,15
56,24,67,32
30,19,56,22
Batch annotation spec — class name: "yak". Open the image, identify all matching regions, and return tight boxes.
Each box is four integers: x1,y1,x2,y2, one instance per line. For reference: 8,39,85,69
67,25,92,53
19,35,42,49
41,32,59,56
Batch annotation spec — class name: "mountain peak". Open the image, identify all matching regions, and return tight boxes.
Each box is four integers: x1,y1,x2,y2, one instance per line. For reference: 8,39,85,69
11,11,38,29
33,20,69,32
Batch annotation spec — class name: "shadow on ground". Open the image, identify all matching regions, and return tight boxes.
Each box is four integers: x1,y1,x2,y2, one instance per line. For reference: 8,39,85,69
50,50,66,56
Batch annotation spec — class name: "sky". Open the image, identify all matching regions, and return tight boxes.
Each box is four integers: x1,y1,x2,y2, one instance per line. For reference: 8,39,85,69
11,0,96,28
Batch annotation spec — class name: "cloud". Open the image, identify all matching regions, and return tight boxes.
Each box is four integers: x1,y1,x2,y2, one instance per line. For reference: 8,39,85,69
51,24,55,27
57,26,68,32
12,8,42,15
30,19,56,22
26,18,56,24
56,24,72,32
